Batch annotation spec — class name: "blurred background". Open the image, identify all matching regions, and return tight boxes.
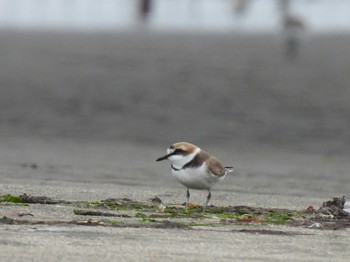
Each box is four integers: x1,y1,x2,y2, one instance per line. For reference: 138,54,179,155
0,0,349,198
1,0,350,151
0,0,349,32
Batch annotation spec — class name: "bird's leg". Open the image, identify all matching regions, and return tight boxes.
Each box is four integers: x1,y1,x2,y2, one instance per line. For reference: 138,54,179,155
202,190,211,213
185,188,190,209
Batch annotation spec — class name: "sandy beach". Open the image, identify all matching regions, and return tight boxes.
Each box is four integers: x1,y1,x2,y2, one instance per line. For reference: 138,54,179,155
0,30,350,261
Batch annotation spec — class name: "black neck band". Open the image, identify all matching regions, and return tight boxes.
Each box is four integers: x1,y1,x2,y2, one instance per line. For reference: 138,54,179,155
171,156,198,171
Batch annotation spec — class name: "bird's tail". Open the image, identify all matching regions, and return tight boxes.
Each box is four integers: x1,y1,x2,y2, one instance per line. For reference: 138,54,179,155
224,166,234,175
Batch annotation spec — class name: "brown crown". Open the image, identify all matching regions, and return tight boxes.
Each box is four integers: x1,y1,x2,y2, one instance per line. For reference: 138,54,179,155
170,142,198,154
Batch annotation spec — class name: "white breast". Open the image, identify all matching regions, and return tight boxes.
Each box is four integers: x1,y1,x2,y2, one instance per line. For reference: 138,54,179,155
171,164,225,190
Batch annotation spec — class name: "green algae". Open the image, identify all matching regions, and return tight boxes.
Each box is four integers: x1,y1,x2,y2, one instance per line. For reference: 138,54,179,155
265,211,300,224
140,217,158,223
0,195,22,203
83,198,155,211
0,195,29,206
0,194,302,228
134,204,299,225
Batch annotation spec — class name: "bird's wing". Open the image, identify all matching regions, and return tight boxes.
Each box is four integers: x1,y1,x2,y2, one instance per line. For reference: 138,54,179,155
206,156,226,177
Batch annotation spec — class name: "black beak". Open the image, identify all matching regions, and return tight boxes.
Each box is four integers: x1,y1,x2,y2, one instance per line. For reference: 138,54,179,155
156,152,174,162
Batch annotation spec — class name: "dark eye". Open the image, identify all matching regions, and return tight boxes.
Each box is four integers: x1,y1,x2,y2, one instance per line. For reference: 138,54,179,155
174,148,184,154
170,145,175,149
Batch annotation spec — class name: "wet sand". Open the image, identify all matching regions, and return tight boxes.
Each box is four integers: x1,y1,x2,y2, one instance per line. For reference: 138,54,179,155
1,30,350,153
0,30,350,261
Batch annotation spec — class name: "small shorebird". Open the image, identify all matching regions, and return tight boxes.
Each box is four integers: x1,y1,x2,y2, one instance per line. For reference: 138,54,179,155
156,142,233,212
